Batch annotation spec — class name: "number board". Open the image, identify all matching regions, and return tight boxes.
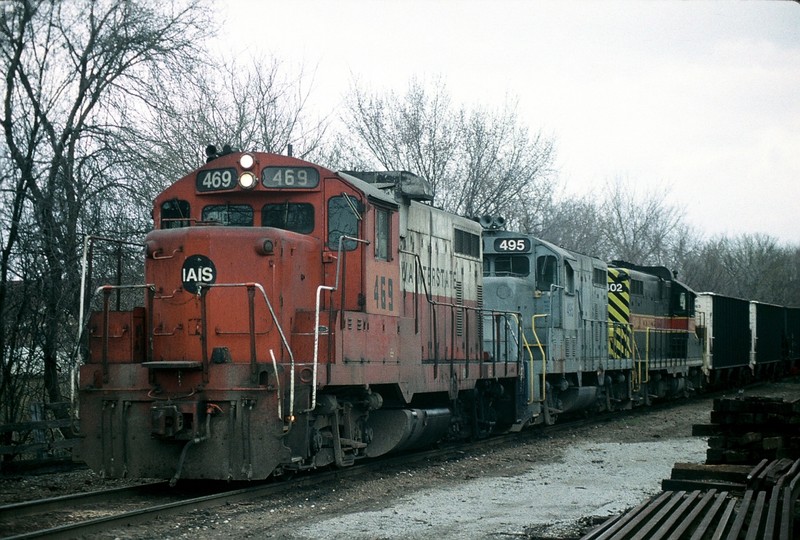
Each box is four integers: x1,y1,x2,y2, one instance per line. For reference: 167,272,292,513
493,238,531,253
196,168,237,192
262,167,320,188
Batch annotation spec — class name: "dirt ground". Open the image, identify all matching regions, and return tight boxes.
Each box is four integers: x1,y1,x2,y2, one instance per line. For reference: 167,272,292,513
3,380,798,539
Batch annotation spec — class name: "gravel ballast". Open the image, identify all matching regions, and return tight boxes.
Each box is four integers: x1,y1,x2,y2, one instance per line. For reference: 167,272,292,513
2,380,797,539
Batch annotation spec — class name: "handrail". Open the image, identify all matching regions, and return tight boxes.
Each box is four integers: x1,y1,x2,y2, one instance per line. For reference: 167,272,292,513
502,312,543,406
399,249,490,378
634,339,645,388
78,236,147,335
642,326,694,360
399,250,437,369
511,313,534,402
90,284,155,384
269,349,283,421
308,235,369,413
531,314,549,406
200,282,294,426
76,235,146,408
150,247,184,260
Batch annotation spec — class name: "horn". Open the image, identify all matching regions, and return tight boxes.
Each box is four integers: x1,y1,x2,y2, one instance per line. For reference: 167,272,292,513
494,216,506,228
479,215,493,228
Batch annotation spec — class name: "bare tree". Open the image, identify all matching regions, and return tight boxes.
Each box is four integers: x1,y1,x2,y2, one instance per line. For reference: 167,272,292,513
447,102,556,229
339,77,556,226
599,177,686,265
539,194,605,257
661,222,702,282
0,0,209,418
339,76,461,193
665,231,800,307
122,55,330,197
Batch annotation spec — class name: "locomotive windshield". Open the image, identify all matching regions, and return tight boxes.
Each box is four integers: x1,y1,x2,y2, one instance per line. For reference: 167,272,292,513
202,204,253,226
493,255,530,277
263,202,315,233
161,199,190,229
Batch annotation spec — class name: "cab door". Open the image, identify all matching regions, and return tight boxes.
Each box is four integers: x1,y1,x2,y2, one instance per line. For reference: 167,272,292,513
324,186,365,312
365,204,400,318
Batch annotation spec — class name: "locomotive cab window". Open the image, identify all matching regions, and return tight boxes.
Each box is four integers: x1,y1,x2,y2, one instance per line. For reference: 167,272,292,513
375,207,391,260
494,255,530,277
593,268,606,287
262,202,314,233
673,289,694,316
536,255,558,290
327,195,361,251
202,204,253,226
161,199,190,229
565,262,575,294
631,279,644,296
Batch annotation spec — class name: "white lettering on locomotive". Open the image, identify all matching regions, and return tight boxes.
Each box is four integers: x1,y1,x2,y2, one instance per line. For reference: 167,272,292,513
182,267,215,282
181,254,217,294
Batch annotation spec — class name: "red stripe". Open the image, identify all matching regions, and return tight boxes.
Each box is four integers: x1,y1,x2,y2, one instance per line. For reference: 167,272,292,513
629,315,696,332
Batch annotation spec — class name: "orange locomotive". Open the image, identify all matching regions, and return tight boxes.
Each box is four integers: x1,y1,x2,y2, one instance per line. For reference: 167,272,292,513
78,148,519,482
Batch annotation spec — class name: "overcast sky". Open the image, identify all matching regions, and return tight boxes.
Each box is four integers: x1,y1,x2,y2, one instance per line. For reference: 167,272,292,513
218,1,799,245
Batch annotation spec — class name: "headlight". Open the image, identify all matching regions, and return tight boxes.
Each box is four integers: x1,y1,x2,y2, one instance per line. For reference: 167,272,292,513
239,153,255,169
239,172,257,189
256,238,274,255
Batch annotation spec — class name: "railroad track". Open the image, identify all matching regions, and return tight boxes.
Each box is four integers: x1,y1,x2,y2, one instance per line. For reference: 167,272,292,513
0,387,762,539
0,444,472,540
0,429,560,539
0,475,333,539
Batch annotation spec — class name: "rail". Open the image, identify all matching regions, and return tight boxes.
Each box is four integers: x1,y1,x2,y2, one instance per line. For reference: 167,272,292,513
631,339,646,392
86,280,293,425
482,310,523,380
502,312,547,406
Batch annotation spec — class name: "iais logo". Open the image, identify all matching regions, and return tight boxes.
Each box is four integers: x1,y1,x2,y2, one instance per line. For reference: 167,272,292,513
181,255,217,294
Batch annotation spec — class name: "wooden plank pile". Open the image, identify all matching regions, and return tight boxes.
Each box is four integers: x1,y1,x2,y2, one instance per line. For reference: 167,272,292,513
582,396,800,539
697,396,800,465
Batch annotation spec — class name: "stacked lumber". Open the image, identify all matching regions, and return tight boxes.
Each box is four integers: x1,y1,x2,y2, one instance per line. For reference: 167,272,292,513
582,395,800,539
693,396,800,465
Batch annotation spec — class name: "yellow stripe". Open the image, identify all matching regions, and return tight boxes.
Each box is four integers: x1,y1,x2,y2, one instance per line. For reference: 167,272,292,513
607,268,631,358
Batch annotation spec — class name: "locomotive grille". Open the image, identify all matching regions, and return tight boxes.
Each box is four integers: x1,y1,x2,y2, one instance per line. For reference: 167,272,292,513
455,280,464,336
477,284,483,345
